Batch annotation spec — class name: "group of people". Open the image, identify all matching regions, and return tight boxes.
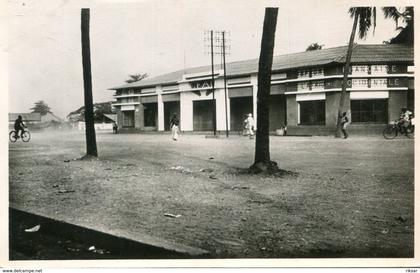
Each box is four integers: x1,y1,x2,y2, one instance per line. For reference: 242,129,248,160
340,107,414,139
168,112,255,141
107,107,414,141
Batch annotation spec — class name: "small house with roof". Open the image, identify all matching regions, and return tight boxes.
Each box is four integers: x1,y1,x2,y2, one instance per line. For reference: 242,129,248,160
9,113,42,124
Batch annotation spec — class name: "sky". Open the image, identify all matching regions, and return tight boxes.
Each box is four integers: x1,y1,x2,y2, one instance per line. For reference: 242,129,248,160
6,0,414,118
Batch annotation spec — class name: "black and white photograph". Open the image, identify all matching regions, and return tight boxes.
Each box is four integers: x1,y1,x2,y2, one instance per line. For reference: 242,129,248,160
4,0,418,268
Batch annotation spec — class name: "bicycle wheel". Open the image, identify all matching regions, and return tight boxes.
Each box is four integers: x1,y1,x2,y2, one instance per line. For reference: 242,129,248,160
21,131,31,142
383,125,397,139
406,126,415,139
9,131,18,143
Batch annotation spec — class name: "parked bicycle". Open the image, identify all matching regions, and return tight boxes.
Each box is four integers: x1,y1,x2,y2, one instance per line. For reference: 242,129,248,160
383,119,414,139
9,129,31,143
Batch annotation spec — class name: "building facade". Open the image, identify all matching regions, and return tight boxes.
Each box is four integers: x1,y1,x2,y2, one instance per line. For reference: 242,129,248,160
110,44,414,135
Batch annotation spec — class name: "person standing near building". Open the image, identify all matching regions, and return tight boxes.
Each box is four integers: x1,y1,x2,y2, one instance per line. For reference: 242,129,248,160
170,113,180,141
340,112,350,139
113,121,118,134
245,113,255,139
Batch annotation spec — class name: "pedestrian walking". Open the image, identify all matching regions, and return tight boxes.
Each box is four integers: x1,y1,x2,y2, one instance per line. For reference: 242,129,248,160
170,113,180,141
113,121,118,134
244,113,255,139
340,112,350,139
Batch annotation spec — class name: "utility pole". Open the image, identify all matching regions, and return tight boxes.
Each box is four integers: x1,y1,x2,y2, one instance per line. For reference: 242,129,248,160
222,31,229,137
204,30,231,137
81,8,98,157
210,30,216,136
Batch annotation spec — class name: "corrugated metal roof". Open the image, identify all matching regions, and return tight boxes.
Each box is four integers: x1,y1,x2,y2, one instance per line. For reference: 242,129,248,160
335,44,414,63
110,44,413,90
104,114,117,122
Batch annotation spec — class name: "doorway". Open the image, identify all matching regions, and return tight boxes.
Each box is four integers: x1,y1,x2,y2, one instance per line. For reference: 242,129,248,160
193,100,215,131
164,101,180,131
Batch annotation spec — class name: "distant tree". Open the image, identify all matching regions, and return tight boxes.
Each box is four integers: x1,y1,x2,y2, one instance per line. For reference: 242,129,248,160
67,102,115,122
306,43,324,51
30,100,51,116
125,73,149,83
93,102,114,122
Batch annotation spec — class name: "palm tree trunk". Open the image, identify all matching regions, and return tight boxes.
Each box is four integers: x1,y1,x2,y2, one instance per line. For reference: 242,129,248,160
252,8,278,170
335,12,359,138
81,9,98,156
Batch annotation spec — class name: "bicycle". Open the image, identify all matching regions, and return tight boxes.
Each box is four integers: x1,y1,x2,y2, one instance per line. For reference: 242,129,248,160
9,129,31,143
383,120,414,139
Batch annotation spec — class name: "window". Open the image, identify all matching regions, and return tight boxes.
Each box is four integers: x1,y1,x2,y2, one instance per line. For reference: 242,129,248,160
120,97,135,103
122,111,135,127
299,100,325,125
298,69,310,79
407,90,414,112
297,81,310,91
311,80,324,90
350,99,388,123
311,68,324,78
144,103,157,127
141,87,156,94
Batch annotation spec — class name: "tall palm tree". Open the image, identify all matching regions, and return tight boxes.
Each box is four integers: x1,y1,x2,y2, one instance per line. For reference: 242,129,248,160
81,8,98,157
335,6,413,137
382,7,414,44
335,7,377,138
251,7,278,173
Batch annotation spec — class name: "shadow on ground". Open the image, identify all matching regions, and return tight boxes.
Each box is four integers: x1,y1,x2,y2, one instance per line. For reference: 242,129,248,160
9,208,209,260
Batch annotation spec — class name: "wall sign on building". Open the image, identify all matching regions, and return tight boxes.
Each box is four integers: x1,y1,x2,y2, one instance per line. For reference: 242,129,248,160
190,80,213,89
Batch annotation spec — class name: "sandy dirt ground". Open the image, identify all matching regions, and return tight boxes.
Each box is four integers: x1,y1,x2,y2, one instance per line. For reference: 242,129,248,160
9,130,414,258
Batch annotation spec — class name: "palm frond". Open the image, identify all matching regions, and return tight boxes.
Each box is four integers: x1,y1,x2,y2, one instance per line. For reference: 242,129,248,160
382,7,402,28
358,8,372,39
349,7,377,39
348,8,357,17
373,7,376,35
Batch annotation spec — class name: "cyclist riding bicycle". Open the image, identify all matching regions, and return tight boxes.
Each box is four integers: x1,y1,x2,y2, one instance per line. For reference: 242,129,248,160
398,107,413,135
14,115,26,138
